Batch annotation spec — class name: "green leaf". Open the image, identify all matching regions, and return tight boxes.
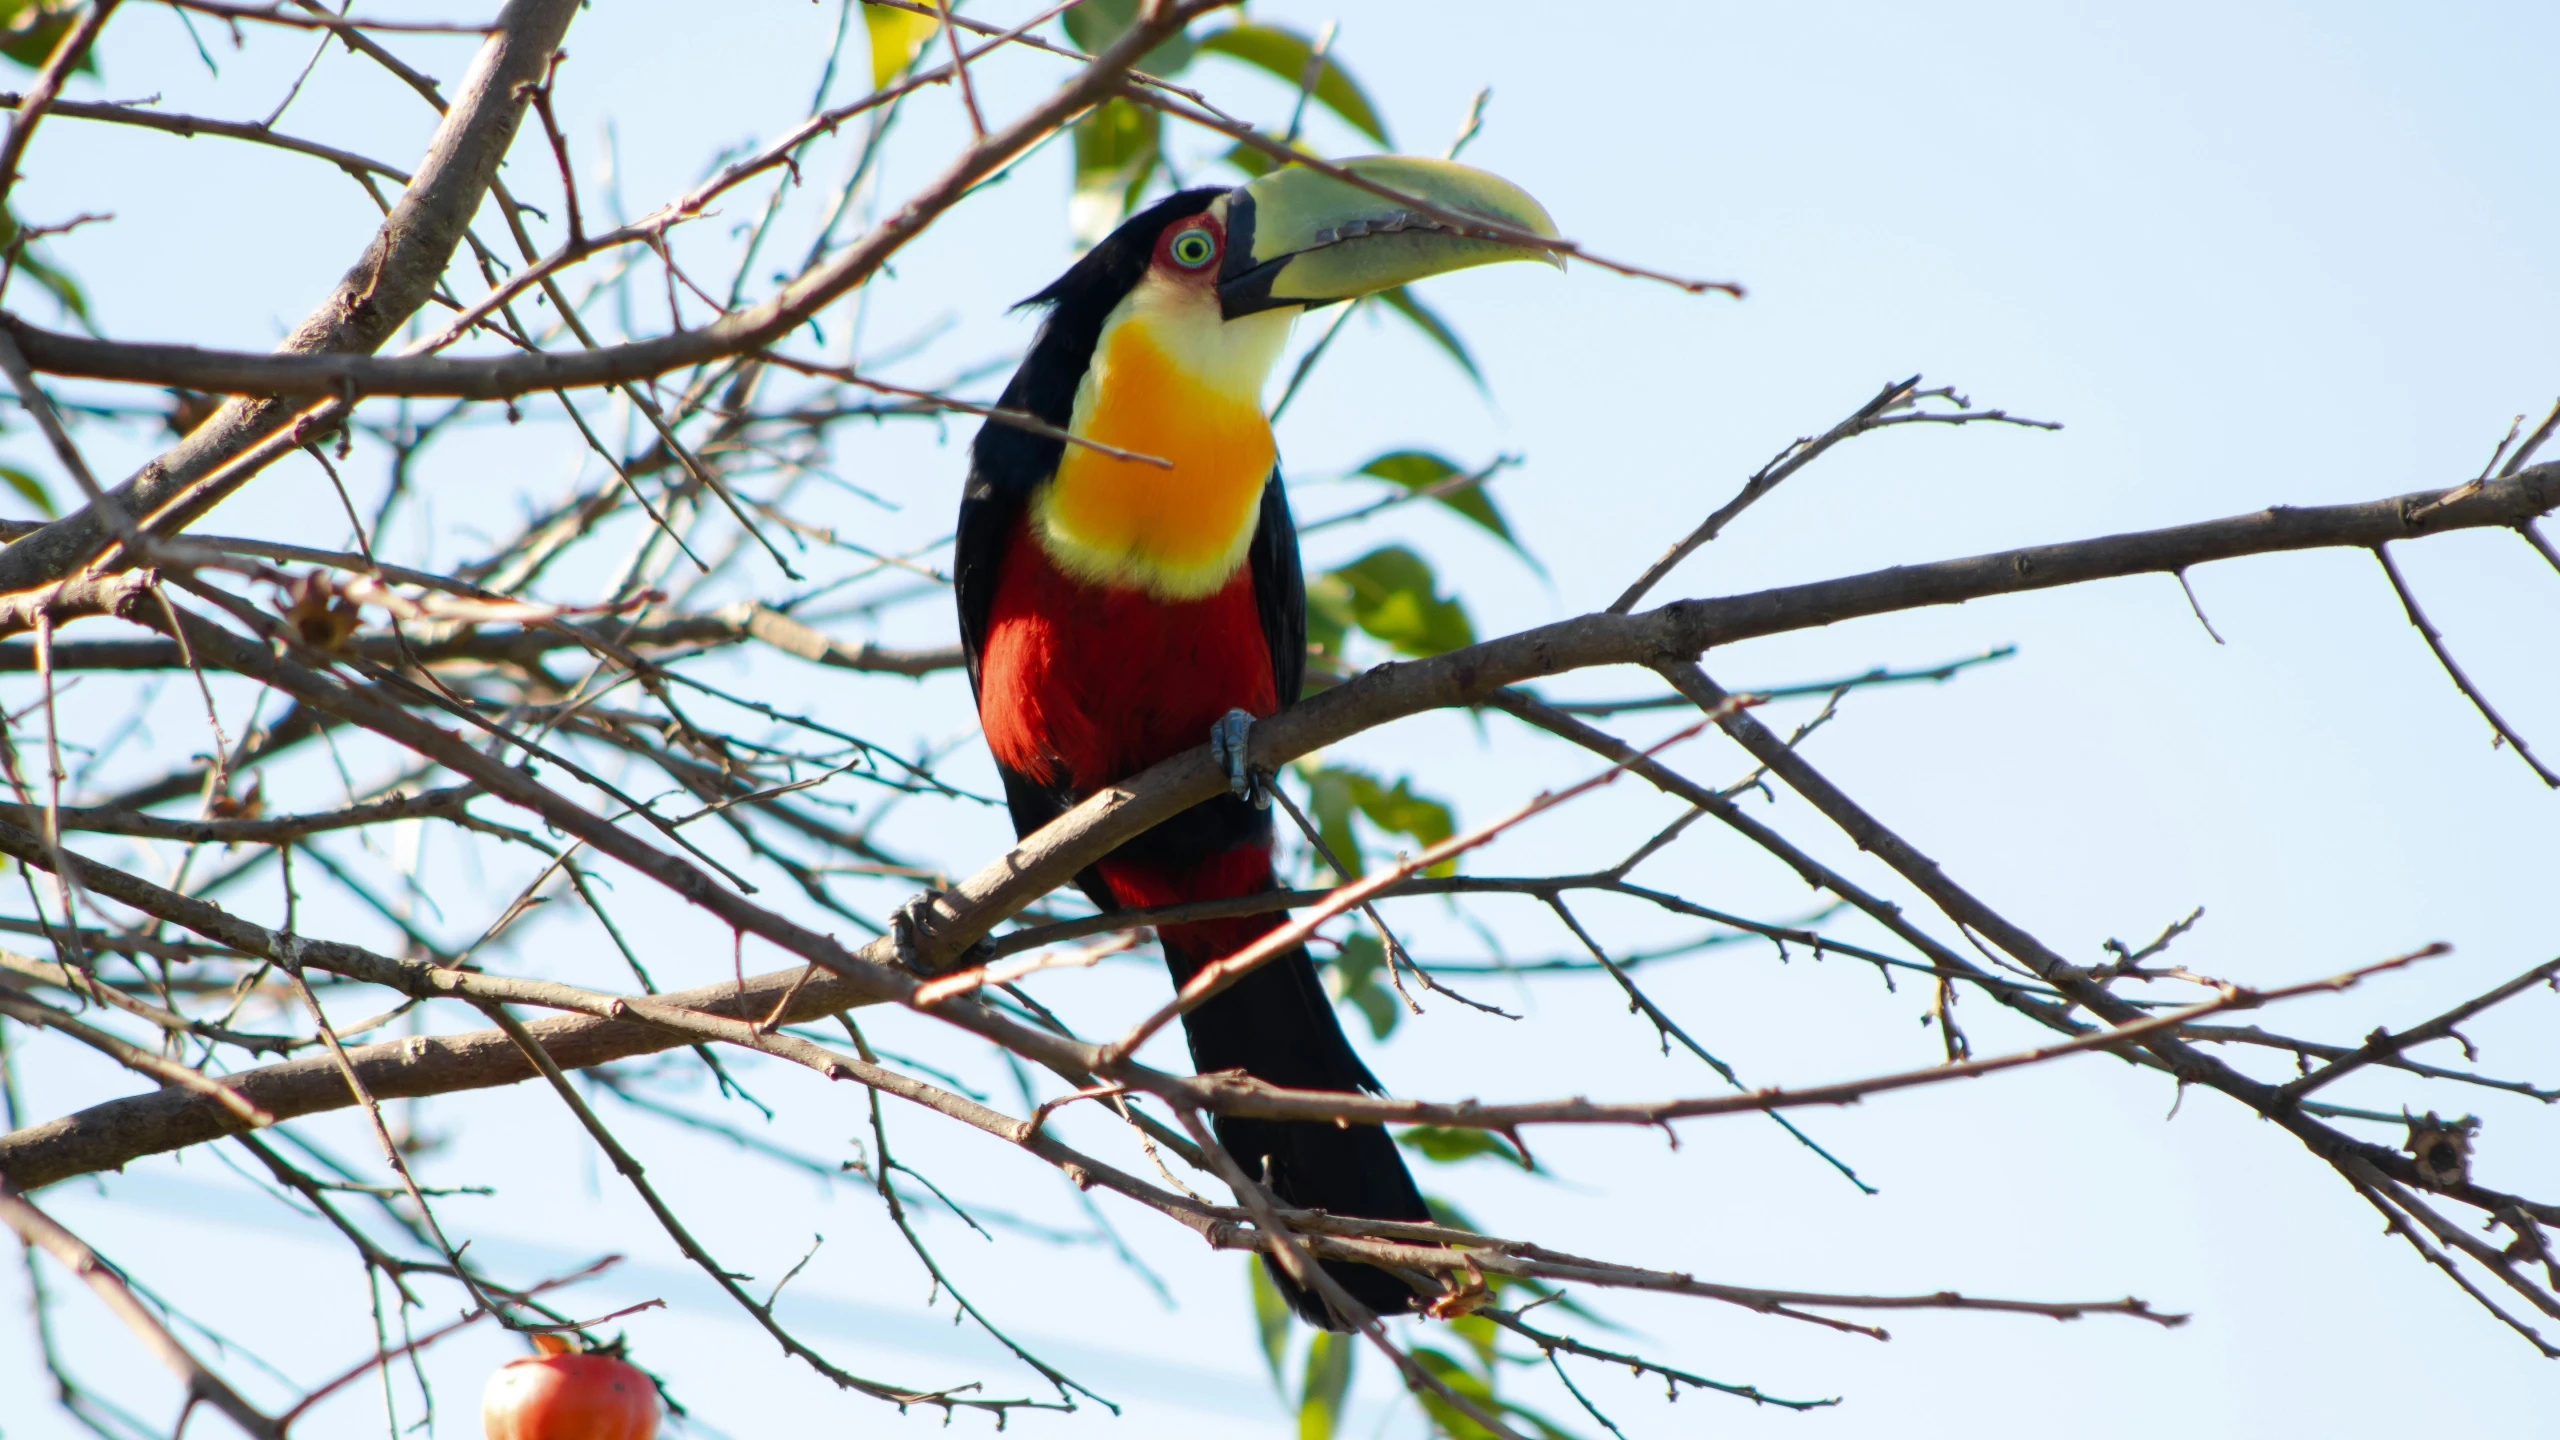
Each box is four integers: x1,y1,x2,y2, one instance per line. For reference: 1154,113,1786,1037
0,207,85,327
1196,24,1391,145
1447,1311,1501,1367
1398,1125,1531,1171
1295,1329,1355,1440
1327,930,1398,1039
1059,0,1190,241
1061,0,1198,76
1310,546,1475,659
0,3,97,74
1292,762,1458,878
1219,138,1285,179
1069,96,1160,245
15,246,87,328
1302,572,1348,660
1298,762,1366,877
1353,449,1536,568
1413,1346,1587,1440
1350,771,1456,867
1375,285,1485,391
1249,1259,1293,1390
0,464,51,518
1411,1348,1505,1440
1492,1403,1586,1440
861,3,939,91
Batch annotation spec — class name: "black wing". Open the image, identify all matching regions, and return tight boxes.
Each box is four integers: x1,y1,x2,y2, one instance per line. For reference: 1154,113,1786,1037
1250,465,1307,710
954,412,1087,860
952,441,1025,707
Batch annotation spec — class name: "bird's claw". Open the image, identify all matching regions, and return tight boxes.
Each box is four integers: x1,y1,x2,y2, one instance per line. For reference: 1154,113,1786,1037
890,894,934,973
891,891,990,975
1210,708,1268,808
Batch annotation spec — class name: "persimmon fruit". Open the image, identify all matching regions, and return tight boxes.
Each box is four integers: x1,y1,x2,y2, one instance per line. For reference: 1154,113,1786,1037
482,1333,659,1440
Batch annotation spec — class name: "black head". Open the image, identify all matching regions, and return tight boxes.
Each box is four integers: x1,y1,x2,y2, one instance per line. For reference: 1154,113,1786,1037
969,189,1225,497
1006,188,1225,418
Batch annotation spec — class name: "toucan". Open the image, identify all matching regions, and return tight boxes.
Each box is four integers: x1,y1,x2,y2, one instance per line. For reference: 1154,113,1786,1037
953,157,1559,1328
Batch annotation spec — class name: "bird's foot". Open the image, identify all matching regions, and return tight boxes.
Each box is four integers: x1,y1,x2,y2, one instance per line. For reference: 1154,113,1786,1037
890,890,991,975
1209,708,1269,809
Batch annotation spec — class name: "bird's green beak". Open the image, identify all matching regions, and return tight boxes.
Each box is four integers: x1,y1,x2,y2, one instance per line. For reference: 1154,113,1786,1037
1218,156,1561,318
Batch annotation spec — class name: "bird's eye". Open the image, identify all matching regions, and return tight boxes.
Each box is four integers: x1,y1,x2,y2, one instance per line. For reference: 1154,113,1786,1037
1168,227,1217,269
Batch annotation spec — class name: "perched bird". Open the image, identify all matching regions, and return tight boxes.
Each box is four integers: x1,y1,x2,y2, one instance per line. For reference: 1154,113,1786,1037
954,157,1558,1328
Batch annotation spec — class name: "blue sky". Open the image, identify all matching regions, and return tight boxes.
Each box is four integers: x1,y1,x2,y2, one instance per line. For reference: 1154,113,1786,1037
4,4,2557,1438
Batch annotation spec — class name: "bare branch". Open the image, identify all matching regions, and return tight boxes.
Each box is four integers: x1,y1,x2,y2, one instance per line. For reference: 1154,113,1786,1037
2275,956,2560,1105
0,0,587,591
0,1184,283,1439
0,2,1233,422
1611,376,2057,613
0,0,122,219
2372,543,2560,787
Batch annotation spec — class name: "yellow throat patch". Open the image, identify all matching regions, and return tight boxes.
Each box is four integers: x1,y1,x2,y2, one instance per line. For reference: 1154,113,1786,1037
1033,274,1294,599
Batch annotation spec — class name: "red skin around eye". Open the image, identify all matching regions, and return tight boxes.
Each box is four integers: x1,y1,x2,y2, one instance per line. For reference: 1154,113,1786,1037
1151,214,1226,284
482,1336,659,1440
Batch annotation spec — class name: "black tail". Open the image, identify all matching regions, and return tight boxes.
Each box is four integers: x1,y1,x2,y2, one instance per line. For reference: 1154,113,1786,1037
1161,929,1431,1330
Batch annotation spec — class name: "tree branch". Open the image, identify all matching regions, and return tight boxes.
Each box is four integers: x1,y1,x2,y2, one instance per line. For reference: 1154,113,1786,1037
0,0,1231,591
0,0,585,593
0,1184,282,1438
6,466,2555,1202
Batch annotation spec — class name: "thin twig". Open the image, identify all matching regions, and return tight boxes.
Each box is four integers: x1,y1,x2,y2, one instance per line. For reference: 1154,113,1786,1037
0,1184,283,1439
2276,955,2560,1105
1610,376,2059,613
0,0,122,218
2373,544,2560,787
472,997,1038,1414
933,0,987,137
